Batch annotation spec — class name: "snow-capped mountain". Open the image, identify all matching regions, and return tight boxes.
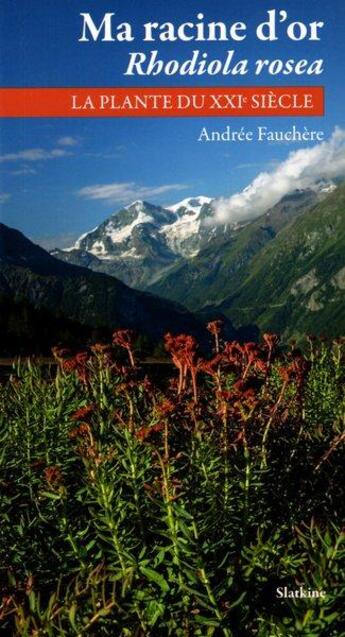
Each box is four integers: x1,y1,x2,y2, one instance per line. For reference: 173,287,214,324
70,196,215,258
52,196,234,289
0,222,206,345
52,182,338,291
163,196,214,256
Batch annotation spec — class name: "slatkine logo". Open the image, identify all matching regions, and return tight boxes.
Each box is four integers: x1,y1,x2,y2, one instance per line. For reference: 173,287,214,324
276,587,326,598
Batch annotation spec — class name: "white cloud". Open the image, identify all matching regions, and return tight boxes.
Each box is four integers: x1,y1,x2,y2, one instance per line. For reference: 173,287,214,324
0,192,10,204
235,160,279,170
0,148,72,163
10,167,37,176
57,136,79,147
213,128,345,224
77,182,188,204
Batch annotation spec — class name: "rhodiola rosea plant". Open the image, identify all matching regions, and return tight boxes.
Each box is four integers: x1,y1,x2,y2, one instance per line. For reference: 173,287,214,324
0,328,344,636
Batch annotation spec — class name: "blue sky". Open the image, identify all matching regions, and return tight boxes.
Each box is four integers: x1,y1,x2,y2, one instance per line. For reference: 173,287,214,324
0,0,344,245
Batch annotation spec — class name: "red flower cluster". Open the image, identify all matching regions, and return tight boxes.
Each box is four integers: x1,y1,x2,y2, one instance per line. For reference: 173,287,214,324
136,422,165,442
71,404,95,422
43,465,62,486
164,333,202,401
218,380,258,422
207,320,223,336
90,343,112,355
113,329,136,367
223,341,260,377
61,351,91,383
69,422,92,439
156,399,175,417
207,320,223,353
279,353,309,386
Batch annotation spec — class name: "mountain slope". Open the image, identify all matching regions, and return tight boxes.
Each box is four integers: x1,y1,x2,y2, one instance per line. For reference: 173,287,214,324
52,197,237,289
0,223,209,344
0,294,95,355
52,200,177,289
149,188,322,308
213,183,345,338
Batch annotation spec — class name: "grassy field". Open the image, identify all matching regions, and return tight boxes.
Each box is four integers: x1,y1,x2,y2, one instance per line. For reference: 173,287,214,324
0,327,344,636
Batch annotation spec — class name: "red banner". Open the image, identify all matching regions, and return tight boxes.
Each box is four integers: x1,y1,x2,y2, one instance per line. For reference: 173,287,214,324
0,86,324,117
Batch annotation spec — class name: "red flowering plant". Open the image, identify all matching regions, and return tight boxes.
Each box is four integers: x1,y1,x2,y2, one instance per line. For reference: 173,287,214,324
240,342,261,379
199,353,224,396
61,357,78,374
221,341,255,380
164,333,204,402
207,319,223,353
69,421,93,442
135,421,165,444
59,350,92,384
262,333,280,366
51,346,71,362
112,329,136,368
90,343,113,356
70,404,95,422
90,343,115,372
43,465,63,488
1,332,345,636
41,465,66,498
217,381,259,433
155,398,175,418
214,341,263,397
134,399,175,462
223,341,243,371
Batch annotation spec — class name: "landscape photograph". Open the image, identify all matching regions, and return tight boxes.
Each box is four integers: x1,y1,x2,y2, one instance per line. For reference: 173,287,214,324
1,0,345,635
1,126,345,636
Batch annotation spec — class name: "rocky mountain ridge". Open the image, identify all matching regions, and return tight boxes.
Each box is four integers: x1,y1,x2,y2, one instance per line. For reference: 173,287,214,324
52,196,238,288
0,222,209,345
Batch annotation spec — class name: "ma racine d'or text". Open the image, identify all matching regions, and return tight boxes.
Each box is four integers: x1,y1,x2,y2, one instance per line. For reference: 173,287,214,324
77,10,325,77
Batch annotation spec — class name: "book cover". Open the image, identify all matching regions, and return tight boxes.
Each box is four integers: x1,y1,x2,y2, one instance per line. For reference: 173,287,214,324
0,1,344,635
